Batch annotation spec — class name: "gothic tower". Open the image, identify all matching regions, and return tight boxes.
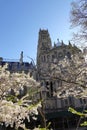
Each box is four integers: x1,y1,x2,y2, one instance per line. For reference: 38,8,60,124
37,29,52,68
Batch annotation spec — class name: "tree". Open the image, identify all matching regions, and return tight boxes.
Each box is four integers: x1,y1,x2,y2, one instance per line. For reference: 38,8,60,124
0,64,41,130
38,53,87,97
54,54,87,97
70,0,87,46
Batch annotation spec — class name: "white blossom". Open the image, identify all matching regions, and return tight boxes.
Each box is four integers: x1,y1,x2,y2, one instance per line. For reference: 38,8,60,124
0,65,41,129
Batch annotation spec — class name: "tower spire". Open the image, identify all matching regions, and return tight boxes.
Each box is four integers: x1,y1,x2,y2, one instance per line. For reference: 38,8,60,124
20,51,23,64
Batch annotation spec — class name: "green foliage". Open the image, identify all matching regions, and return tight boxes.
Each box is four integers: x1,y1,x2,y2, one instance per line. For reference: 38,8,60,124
6,95,17,102
0,64,41,129
38,122,51,130
39,128,48,130
68,107,87,126
28,87,40,100
17,99,22,106
68,107,85,117
80,121,87,126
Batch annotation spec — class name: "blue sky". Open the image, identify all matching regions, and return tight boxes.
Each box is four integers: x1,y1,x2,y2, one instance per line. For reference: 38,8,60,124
0,0,73,62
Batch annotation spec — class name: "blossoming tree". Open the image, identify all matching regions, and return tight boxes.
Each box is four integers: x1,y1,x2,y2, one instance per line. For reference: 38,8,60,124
0,64,41,130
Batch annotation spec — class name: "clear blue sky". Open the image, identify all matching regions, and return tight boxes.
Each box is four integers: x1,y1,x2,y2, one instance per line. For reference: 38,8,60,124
0,0,73,62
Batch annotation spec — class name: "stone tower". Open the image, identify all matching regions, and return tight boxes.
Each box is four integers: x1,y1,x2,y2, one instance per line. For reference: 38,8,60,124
37,29,52,68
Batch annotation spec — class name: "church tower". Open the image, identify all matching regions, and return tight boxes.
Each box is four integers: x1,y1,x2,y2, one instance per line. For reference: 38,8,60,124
37,29,52,68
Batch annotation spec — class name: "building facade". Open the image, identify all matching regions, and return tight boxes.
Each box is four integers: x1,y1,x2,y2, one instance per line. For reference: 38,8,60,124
0,52,34,73
36,29,84,96
36,29,87,129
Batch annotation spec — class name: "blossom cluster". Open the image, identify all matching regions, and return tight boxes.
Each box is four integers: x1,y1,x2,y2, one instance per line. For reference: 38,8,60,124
41,53,87,97
0,64,41,129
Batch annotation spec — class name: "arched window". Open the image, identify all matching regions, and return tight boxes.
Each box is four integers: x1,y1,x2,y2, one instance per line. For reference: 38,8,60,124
47,55,50,62
67,52,71,59
54,51,57,57
50,81,53,97
52,55,55,62
58,52,63,58
43,55,46,62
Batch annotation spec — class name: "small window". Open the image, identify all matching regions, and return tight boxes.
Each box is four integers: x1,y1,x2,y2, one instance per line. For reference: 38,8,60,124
47,55,50,61
65,99,68,106
43,55,46,62
54,51,57,57
80,98,86,104
63,49,66,54
83,99,86,104
45,81,49,89
41,56,43,62
80,98,83,104
50,82,53,97
58,52,63,58
67,52,71,59
52,55,55,62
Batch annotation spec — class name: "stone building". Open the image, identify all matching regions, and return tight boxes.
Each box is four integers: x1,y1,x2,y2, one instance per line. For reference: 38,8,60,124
36,29,84,96
0,52,34,73
36,29,87,129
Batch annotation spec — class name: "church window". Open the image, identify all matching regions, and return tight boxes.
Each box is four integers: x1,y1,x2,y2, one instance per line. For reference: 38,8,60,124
57,80,60,87
40,56,43,62
43,55,46,62
65,99,68,106
8,63,12,70
67,52,71,59
40,82,43,86
42,36,46,39
57,80,62,87
59,80,62,87
69,96,74,106
83,98,86,104
47,55,50,61
80,98,83,104
52,55,55,62
61,99,64,108
45,81,50,97
46,81,49,86
42,56,44,62
58,52,63,58
63,49,66,54
45,81,49,89
54,51,57,57
50,81,53,97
